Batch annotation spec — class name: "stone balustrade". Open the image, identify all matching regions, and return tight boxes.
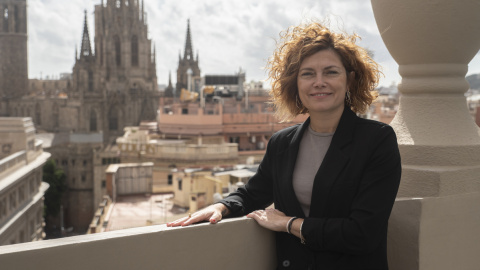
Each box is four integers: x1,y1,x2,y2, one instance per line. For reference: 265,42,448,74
0,151,27,180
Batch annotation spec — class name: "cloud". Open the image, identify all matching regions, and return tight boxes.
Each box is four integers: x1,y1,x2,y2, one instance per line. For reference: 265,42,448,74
35,0,477,86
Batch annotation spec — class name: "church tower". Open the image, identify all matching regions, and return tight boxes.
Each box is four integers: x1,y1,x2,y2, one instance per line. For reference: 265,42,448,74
72,0,159,141
72,10,96,94
176,19,200,96
0,0,27,105
165,71,174,97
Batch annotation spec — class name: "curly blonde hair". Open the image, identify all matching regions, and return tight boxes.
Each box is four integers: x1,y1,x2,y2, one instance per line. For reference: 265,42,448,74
266,22,381,122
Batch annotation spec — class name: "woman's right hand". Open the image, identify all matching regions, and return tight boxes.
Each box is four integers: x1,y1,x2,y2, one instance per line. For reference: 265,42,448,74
166,203,229,227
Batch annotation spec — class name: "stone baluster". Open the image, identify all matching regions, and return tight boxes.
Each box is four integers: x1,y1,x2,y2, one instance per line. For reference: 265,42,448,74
371,0,480,269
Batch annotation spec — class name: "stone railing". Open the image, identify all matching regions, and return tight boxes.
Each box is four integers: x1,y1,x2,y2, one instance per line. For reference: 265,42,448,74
87,196,112,234
0,217,276,270
0,151,27,180
157,144,238,160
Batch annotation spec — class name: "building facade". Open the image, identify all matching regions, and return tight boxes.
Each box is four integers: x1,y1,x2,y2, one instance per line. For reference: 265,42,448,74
1,0,160,233
0,117,50,246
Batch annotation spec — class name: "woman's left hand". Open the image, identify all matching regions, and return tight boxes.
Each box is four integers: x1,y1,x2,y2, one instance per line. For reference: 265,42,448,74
246,208,291,232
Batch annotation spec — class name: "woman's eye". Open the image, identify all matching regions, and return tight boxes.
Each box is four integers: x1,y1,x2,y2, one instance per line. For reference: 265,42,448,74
325,70,339,75
301,72,314,77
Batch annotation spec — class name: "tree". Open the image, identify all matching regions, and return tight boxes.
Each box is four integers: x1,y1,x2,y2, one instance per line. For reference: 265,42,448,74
43,159,66,218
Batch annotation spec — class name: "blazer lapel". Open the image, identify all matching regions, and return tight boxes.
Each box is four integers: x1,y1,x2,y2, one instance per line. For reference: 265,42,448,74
309,107,356,217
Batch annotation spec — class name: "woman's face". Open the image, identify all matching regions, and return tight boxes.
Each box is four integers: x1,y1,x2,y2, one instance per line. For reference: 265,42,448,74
297,49,349,117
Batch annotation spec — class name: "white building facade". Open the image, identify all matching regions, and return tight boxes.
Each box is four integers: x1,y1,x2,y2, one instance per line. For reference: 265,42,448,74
0,117,50,245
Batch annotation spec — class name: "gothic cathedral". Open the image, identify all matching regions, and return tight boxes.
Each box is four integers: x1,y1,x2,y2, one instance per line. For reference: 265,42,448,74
0,0,159,233
73,0,159,142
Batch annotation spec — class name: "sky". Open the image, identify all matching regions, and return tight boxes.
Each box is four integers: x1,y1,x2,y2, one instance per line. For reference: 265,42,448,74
28,0,480,88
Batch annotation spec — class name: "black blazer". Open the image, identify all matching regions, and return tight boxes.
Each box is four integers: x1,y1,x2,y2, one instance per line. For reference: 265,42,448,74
220,107,401,270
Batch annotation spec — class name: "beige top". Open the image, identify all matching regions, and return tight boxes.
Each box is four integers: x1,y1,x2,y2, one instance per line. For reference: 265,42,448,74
292,125,334,217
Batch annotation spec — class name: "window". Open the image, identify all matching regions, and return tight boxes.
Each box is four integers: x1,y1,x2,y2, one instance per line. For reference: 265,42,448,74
53,103,59,128
81,175,86,182
178,179,182,191
3,7,8,32
109,107,118,131
18,185,25,203
83,160,87,166
19,230,25,243
9,191,17,210
71,159,76,167
35,103,41,125
131,35,138,66
102,180,106,188
102,158,121,165
167,174,172,185
229,137,239,143
114,35,121,66
30,178,35,194
30,220,35,237
182,108,188,115
88,71,94,91
14,5,20,32
99,39,103,66
90,109,97,131
0,198,6,219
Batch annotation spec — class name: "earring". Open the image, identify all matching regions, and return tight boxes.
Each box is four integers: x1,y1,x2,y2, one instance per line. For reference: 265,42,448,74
296,95,302,110
345,89,352,105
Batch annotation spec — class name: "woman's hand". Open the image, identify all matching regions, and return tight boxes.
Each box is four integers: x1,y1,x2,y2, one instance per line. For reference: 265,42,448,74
246,208,291,232
166,203,229,227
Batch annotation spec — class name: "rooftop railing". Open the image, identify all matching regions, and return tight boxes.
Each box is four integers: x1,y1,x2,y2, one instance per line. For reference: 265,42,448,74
0,217,276,270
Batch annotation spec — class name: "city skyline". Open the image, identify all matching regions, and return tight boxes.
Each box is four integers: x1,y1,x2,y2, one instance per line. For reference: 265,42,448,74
28,0,480,88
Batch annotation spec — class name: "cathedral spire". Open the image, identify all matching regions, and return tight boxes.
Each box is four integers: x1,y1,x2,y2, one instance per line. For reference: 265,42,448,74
80,10,93,58
165,71,174,97
183,19,194,61
153,43,156,64
141,0,145,23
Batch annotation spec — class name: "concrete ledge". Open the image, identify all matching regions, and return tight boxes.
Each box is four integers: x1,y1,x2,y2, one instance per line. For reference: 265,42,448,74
388,192,480,270
399,165,480,197
0,217,277,270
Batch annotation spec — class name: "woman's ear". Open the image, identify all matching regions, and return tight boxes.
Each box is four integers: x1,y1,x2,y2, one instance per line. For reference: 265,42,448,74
348,71,355,82
347,71,355,89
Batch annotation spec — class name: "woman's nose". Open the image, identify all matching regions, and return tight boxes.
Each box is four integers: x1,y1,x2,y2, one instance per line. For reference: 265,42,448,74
313,75,325,87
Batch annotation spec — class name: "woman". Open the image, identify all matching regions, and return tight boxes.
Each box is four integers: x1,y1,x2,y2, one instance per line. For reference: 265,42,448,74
167,22,401,269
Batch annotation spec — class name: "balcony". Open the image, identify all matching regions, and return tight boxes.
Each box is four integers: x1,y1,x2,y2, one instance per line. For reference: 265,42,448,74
0,217,277,270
